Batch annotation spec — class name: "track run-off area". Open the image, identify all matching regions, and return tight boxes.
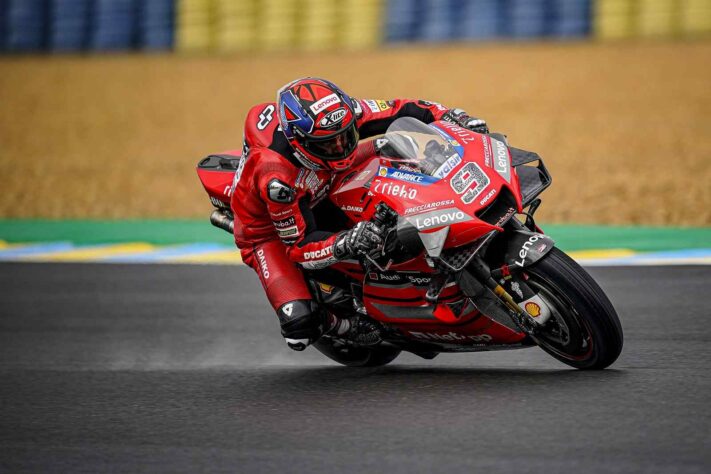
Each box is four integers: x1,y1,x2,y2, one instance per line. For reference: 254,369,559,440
1,220,710,266
1,261,709,473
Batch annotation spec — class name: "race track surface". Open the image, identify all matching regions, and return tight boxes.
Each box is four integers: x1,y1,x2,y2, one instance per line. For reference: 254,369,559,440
1,263,709,473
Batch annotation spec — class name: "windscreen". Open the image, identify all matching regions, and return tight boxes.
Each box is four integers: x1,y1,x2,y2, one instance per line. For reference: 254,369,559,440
382,117,463,178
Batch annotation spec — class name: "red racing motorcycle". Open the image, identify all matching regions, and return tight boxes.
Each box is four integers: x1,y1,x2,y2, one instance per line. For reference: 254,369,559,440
197,117,623,370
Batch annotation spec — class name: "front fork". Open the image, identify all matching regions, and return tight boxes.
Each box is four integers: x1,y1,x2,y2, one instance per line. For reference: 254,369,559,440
464,256,552,336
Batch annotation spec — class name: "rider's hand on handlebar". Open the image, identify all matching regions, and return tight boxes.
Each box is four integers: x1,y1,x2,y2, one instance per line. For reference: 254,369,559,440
333,221,384,259
443,108,489,134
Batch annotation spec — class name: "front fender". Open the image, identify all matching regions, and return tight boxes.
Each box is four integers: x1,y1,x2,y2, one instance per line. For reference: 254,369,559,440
503,230,555,269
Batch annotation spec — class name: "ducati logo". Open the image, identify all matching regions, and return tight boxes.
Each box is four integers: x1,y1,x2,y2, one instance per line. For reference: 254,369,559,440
304,248,332,259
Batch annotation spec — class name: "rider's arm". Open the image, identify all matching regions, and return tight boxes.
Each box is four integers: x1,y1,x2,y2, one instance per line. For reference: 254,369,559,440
354,98,488,137
257,165,340,269
260,178,383,269
354,98,451,138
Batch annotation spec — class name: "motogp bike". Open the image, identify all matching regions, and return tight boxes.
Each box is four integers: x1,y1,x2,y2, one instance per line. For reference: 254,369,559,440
197,117,623,370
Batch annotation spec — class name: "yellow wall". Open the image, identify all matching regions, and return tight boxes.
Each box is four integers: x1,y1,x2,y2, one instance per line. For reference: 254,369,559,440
175,0,383,53
596,0,711,39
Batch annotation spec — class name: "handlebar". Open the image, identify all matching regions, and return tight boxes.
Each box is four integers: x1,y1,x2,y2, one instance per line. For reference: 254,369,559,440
371,202,398,230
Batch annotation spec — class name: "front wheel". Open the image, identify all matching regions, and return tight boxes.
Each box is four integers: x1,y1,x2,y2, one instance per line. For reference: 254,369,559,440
313,338,401,367
525,247,623,369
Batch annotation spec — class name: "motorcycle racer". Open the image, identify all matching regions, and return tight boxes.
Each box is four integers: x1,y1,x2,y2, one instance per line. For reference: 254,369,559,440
230,77,488,351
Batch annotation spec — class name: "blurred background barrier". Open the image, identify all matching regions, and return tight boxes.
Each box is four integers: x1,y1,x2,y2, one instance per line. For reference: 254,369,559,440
1,0,710,53
1,2,709,226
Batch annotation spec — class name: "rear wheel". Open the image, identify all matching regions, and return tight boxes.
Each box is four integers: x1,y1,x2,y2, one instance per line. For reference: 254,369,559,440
314,338,401,367
525,248,623,369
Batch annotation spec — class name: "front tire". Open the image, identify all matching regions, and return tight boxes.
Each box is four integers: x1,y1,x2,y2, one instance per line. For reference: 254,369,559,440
525,247,623,369
314,338,401,367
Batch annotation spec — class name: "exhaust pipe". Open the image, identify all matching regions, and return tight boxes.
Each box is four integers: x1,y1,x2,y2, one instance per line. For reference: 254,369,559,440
210,209,234,234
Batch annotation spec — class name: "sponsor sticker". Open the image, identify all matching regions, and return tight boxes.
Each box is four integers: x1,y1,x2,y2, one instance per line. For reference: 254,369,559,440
309,93,340,114
479,188,497,206
432,154,462,179
438,122,477,144
496,207,516,227
395,163,421,173
273,216,296,229
293,149,322,170
272,208,294,218
340,205,364,213
277,226,299,238
301,246,337,269
306,171,324,192
482,136,493,167
304,247,332,260
256,248,269,279
514,234,544,267
319,107,347,128
510,281,524,299
376,99,391,111
408,331,492,343
406,275,431,286
364,99,381,113
372,179,418,200
404,199,455,215
525,301,541,317
407,207,472,231
377,166,438,185
377,273,402,282
490,137,511,183
210,196,227,208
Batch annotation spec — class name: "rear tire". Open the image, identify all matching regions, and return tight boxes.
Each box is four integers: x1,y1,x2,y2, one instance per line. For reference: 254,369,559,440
525,247,623,370
314,339,401,367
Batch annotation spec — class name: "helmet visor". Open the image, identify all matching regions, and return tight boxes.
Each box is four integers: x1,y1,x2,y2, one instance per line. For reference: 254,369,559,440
302,124,359,161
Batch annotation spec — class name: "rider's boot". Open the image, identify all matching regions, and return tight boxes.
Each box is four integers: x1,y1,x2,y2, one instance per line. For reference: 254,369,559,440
326,313,382,346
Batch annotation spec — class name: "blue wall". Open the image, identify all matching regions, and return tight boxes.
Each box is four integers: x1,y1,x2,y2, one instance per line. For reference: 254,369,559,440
1,0,705,54
1,0,174,52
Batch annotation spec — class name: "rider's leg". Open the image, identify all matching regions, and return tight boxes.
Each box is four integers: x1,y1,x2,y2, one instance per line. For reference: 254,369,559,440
240,239,323,351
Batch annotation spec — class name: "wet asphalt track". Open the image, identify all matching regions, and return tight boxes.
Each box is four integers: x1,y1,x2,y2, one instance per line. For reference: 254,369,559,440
1,262,710,473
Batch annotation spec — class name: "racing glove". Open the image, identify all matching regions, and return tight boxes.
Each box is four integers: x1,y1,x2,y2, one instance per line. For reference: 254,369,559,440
442,108,489,134
333,221,384,259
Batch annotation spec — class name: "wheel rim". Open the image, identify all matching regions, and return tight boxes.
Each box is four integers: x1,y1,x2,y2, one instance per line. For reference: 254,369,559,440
527,275,595,362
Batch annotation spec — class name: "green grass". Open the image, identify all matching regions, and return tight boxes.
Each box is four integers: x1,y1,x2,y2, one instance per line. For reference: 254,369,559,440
0,219,709,252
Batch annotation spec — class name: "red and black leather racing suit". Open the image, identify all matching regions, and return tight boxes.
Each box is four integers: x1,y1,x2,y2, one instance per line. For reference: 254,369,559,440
230,98,452,337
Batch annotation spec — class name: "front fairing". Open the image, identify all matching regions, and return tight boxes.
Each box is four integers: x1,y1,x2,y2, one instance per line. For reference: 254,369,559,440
330,117,523,252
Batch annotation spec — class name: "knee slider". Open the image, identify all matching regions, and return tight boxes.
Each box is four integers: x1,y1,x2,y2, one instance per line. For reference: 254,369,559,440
277,300,322,350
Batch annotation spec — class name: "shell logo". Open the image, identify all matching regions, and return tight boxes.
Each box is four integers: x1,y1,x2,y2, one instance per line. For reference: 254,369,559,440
525,301,541,317
378,167,388,177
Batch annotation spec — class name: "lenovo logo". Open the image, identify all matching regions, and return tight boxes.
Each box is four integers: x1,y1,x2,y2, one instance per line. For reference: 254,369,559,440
409,208,472,231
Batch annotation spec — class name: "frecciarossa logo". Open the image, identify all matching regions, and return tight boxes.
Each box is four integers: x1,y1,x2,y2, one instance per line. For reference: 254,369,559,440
406,207,472,231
